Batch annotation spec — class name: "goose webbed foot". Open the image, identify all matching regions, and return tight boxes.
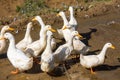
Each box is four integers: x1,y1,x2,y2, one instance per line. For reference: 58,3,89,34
11,68,19,74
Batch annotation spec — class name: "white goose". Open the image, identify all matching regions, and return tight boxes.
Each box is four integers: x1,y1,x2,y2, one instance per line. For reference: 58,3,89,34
0,25,14,52
32,16,56,50
2,32,33,74
53,31,82,64
69,6,77,30
68,6,89,54
57,11,70,39
25,25,56,57
72,37,89,56
16,22,33,51
32,16,45,37
57,11,73,42
58,11,88,55
80,43,115,74
41,31,55,72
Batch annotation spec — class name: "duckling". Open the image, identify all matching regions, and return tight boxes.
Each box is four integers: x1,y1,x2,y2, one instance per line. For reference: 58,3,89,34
0,25,14,52
80,43,115,74
16,22,33,51
2,32,33,74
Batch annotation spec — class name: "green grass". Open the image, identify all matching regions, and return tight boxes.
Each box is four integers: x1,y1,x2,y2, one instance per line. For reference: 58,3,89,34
16,0,47,16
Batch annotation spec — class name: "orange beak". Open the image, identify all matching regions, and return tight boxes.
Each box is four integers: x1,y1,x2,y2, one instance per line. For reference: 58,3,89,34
49,28,56,32
110,45,115,49
0,37,5,40
57,13,60,17
32,17,36,21
76,34,83,39
8,27,14,31
62,26,68,30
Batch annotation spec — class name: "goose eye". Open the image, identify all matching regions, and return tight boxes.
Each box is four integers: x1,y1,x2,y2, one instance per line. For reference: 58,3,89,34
108,43,111,46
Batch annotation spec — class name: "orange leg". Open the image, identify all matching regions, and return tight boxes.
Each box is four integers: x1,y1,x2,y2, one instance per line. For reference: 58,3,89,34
11,68,19,74
90,67,96,74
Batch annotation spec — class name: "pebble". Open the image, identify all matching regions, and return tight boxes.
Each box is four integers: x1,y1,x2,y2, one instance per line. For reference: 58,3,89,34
107,21,116,25
84,14,90,18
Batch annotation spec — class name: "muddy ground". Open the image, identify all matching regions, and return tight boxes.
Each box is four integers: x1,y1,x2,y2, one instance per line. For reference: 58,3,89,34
0,0,120,80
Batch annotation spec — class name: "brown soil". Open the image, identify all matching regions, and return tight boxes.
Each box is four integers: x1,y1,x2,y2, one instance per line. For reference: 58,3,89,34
0,0,24,17
0,0,120,80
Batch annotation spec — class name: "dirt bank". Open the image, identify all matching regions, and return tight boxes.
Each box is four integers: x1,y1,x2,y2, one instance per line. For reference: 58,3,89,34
0,0,120,80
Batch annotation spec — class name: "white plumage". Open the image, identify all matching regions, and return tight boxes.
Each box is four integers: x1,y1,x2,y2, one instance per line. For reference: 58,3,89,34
32,16,56,50
57,11,73,42
16,22,33,51
53,31,82,64
80,43,115,74
57,11,72,40
3,32,33,74
41,31,55,72
73,38,89,54
69,6,77,30
0,25,14,52
57,11,88,54
25,25,56,57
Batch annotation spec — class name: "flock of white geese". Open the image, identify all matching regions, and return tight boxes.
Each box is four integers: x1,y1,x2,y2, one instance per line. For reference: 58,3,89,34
0,6,115,75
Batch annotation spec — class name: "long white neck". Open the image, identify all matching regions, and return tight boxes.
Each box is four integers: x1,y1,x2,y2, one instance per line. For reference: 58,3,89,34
0,29,5,37
39,29,47,45
44,34,52,53
69,8,74,22
37,18,45,29
97,44,109,60
24,26,31,40
67,34,74,47
8,36,16,50
61,13,69,26
37,18,45,37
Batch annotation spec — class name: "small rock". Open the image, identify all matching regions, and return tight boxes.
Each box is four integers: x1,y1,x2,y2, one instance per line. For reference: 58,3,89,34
84,14,90,18
107,21,116,25
117,4,120,8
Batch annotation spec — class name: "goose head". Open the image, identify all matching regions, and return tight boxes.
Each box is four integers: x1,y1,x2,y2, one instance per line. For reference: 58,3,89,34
57,11,65,17
45,25,56,33
27,22,33,28
0,33,13,41
62,25,72,30
0,26,14,38
69,6,73,12
1,25,14,32
72,31,83,38
105,43,115,49
32,16,45,28
32,16,42,21
3,32,13,40
62,25,73,30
